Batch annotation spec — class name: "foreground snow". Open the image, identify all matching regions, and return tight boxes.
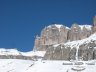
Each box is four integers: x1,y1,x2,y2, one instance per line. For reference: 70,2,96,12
0,59,96,72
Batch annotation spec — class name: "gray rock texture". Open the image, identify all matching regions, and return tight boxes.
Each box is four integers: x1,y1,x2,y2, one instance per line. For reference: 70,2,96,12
34,23,94,51
43,40,96,61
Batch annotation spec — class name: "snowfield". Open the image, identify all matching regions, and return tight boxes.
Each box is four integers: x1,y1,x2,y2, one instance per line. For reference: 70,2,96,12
0,59,96,72
0,48,46,57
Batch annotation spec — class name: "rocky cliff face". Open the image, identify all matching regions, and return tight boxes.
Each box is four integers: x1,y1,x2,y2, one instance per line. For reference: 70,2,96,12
34,24,92,51
44,34,96,61
33,16,96,61
34,24,69,51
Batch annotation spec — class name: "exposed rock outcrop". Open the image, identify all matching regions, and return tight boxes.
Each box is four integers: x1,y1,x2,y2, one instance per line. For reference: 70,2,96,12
34,16,96,51
34,24,69,51
79,40,96,60
92,16,96,33
44,40,96,61
34,24,93,51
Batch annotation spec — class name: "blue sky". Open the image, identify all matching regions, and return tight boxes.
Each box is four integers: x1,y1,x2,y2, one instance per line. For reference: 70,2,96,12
0,0,96,52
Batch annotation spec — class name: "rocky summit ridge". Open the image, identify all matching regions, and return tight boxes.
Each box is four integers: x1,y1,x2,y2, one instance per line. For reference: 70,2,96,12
34,16,96,61
34,24,92,51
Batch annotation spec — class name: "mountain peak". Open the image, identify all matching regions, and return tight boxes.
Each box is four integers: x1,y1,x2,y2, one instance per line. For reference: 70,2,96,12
34,23,94,51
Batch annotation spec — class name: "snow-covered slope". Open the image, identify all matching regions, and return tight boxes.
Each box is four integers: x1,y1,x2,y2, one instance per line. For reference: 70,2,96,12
48,24,92,30
0,59,96,72
0,48,21,55
79,25,92,30
48,24,70,30
21,51,46,57
64,33,96,48
0,48,45,57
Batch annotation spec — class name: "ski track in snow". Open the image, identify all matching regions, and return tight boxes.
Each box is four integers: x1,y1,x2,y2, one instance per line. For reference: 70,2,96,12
0,59,96,72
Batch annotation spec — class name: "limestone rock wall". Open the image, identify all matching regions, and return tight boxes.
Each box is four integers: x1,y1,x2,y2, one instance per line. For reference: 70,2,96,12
79,41,96,60
68,24,81,41
92,16,96,33
34,24,93,51
43,40,96,61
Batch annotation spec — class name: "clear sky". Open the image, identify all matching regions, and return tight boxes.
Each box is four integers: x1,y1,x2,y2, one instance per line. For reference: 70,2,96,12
0,0,96,52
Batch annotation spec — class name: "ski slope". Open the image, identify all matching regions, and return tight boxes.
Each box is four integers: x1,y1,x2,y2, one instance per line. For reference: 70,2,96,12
0,59,96,72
